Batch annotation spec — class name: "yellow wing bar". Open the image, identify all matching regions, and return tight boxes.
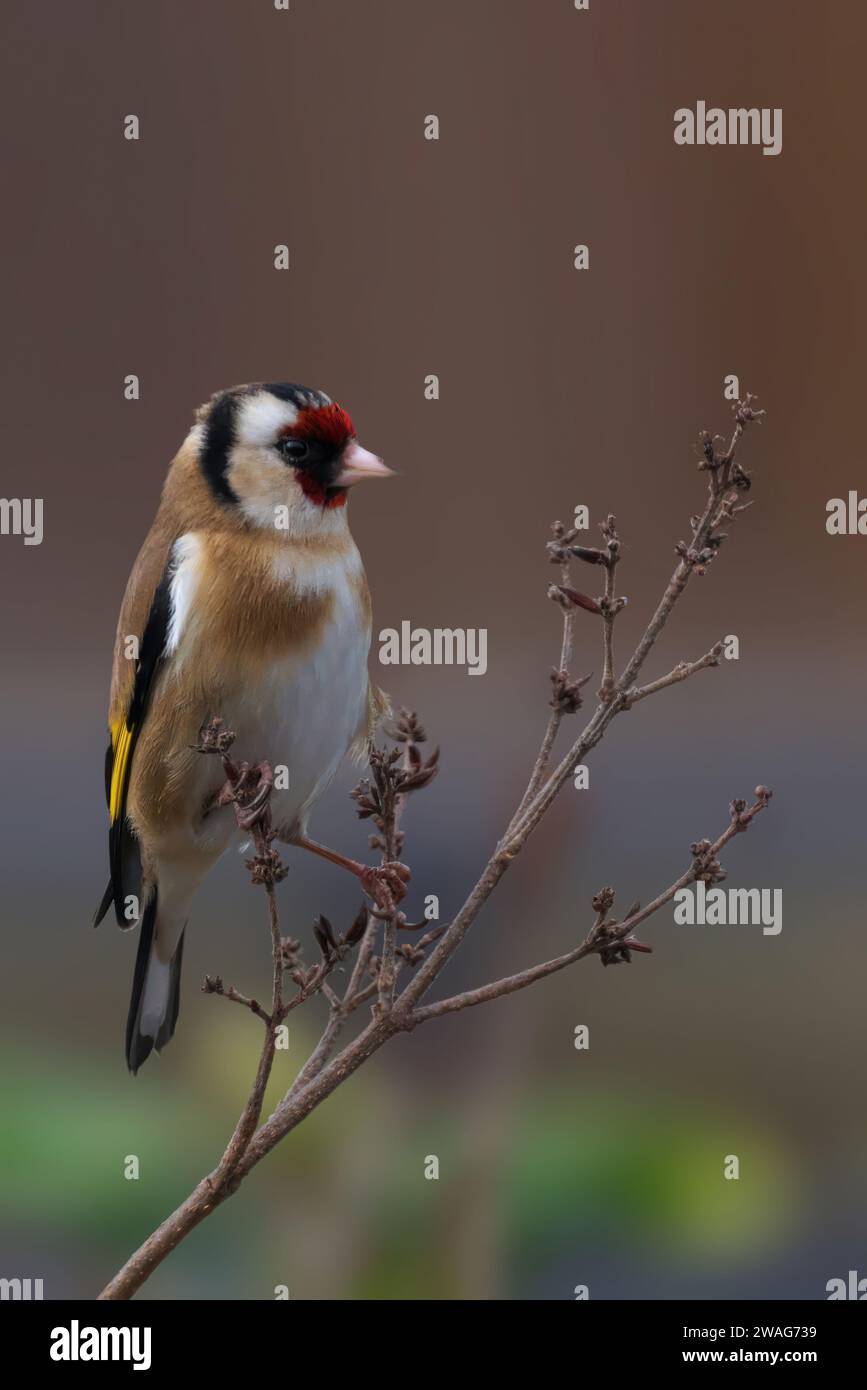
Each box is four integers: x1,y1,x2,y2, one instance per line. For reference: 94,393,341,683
109,719,134,824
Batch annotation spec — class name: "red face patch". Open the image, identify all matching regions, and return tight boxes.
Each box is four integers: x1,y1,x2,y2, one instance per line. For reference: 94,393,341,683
297,474,348,509
289,402,355,447
276,402,354,508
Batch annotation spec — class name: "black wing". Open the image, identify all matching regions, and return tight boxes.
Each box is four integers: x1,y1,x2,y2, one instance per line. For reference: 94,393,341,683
93,563,174,928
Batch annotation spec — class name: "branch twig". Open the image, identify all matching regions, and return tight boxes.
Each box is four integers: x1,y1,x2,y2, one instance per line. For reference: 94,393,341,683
98,395,770,1301
406,785,771,1026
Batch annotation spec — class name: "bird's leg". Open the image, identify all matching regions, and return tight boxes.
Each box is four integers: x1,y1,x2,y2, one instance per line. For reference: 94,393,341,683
288,834,410,912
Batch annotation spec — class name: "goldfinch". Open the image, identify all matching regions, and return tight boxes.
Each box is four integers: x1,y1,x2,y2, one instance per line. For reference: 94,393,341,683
94,382,397,1073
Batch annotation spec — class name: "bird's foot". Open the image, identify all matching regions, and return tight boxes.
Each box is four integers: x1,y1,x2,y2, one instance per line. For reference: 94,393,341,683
359,861,411,913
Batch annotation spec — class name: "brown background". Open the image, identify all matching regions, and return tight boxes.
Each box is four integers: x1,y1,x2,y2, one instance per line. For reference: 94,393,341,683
1,1,865,1299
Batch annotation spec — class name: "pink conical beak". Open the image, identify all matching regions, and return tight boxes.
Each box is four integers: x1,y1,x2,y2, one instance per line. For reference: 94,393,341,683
335,441,394,486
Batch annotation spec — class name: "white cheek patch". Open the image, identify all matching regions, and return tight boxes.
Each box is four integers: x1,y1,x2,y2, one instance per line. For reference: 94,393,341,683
229,445,299,529
240,486,349,540
230,447,349,540
236,392,299,448
239,489,294,531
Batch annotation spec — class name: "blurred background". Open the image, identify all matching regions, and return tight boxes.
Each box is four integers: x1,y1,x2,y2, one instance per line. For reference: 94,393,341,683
1,0,865,1300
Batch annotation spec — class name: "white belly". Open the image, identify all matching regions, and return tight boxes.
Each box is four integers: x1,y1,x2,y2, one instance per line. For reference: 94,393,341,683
228,575,370,836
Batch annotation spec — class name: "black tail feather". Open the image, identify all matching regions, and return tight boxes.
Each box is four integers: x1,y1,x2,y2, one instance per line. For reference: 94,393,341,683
94,815,142,930
93,879,114,928
125,889,159,1074
156,929,185,1052
124,886,186,1074
111,817,143,928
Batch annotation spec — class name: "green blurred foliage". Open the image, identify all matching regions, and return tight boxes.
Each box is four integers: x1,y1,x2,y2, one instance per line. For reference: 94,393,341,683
0,1049,226,1241
0,1037,798,1299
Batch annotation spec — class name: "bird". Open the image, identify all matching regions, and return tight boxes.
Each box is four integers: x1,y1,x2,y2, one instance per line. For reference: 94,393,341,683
94,381,403,1073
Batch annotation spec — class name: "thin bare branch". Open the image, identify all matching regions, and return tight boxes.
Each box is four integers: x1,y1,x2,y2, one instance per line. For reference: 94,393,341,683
98,395,771,1302
405,786,771,1027
507,539,576,829
598,514,621,704
202,977,272,1026
622,640,725,708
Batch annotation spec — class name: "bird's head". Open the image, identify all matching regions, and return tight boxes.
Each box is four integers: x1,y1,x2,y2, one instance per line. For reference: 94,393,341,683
193,382,392,535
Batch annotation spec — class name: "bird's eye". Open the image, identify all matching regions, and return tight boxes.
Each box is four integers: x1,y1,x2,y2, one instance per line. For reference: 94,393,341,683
278,437,310,464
